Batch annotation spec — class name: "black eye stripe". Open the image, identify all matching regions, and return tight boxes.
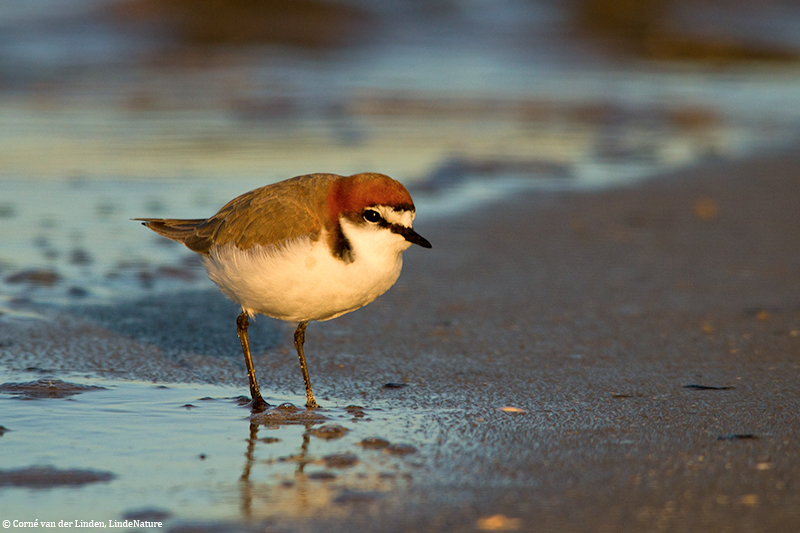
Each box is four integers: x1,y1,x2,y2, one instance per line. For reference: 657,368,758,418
387,222,412,235
389,223,432,248
354,210,427,246
359,207,417,231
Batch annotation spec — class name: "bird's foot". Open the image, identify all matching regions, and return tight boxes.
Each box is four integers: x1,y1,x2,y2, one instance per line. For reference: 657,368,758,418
305,395,319,410
250,394,270,412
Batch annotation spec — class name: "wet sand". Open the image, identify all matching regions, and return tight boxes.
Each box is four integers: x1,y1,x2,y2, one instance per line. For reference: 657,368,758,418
2,149,800,531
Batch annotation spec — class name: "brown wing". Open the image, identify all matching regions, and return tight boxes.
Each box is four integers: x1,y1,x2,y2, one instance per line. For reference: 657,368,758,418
136,174,339,254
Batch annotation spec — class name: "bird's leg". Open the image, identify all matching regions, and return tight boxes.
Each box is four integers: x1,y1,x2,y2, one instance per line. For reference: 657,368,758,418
294,321,319,409
237,311,268,411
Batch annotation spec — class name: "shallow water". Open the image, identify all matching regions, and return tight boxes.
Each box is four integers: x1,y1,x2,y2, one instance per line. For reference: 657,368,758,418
0,369,433,529
0,99,794,308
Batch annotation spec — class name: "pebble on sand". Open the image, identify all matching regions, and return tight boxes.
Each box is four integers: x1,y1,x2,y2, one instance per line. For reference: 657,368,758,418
476,514,522,531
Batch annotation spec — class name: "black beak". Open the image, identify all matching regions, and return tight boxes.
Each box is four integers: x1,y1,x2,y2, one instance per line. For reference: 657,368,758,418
398,226,432,248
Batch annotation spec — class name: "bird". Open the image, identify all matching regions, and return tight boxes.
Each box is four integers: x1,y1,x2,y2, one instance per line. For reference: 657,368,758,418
135,172,431,410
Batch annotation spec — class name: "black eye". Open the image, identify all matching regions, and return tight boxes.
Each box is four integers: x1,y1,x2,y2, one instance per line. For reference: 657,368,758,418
363,209,382,223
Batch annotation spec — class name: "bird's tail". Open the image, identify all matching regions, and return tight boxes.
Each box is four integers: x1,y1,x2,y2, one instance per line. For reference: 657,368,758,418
133,218,206,245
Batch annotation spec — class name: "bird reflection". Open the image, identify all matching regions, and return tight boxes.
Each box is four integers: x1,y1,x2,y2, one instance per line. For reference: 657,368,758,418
236,404,409,521
240,420,317,519
238,406,348,519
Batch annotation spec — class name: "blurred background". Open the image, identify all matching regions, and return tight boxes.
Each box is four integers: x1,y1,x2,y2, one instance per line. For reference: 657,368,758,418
2,0,800,303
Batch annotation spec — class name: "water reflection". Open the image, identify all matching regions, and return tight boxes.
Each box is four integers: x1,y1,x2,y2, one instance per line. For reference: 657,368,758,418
0,371,424,527
236,403,416,522
239,421,318,520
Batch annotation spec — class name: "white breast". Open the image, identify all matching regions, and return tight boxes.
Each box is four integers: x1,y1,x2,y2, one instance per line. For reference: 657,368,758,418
201,220,411,323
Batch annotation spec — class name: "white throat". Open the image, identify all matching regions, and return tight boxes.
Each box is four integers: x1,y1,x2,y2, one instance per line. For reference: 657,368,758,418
338,207,415,263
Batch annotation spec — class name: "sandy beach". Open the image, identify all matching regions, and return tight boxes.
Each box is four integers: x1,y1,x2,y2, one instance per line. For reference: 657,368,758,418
1,148,799,531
